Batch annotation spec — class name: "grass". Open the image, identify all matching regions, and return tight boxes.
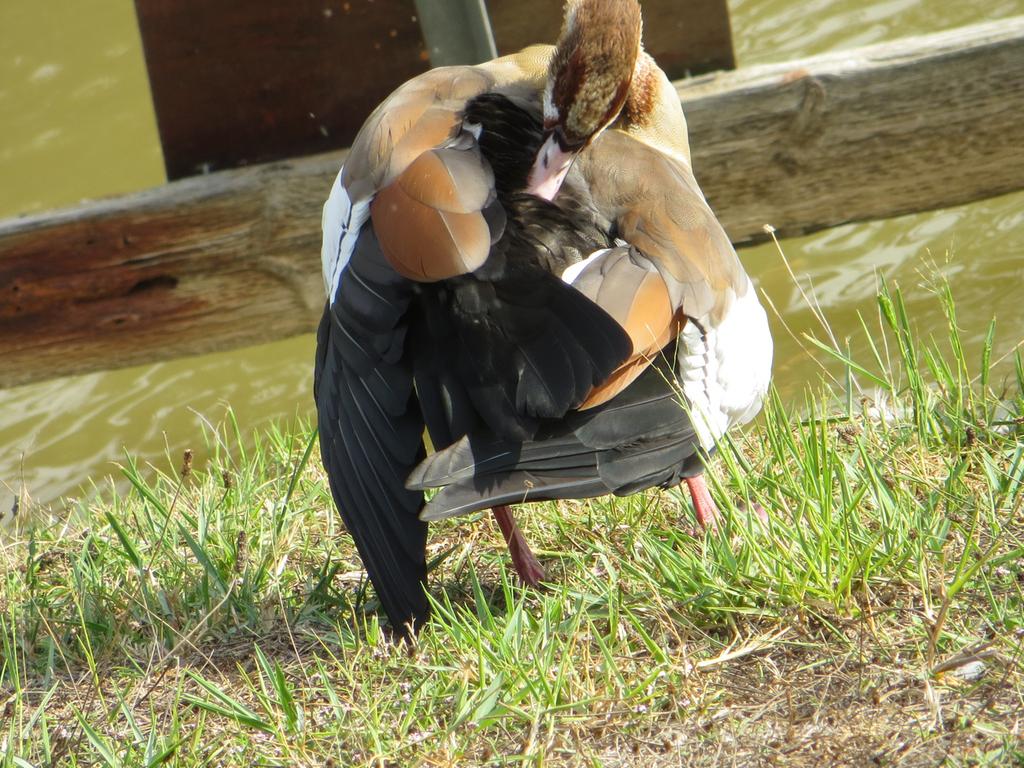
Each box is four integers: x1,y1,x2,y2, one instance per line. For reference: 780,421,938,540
1,278,1023,767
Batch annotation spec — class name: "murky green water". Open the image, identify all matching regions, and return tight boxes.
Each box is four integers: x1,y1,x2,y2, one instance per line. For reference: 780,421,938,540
2,0,1022,507
0,0,163,218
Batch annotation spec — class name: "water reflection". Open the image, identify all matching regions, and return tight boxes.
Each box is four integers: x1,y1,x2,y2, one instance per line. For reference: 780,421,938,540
730,0,1022,64
0,0,163,217
748,190,1024,401
1,336,316,505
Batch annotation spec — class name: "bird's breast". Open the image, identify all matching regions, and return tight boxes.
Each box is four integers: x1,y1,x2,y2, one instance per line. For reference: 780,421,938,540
678,280,773,451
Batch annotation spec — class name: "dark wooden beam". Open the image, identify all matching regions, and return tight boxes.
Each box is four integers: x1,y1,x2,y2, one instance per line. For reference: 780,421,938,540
2,18,1022,389
135,0,733,181
486,0,735,77
0,157,328,386
134,0,431,180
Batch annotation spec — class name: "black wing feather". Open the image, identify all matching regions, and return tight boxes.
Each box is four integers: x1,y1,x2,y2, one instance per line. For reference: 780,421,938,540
314,231,429,635
412,353,708,521
316,91,701,630
441,254,633,439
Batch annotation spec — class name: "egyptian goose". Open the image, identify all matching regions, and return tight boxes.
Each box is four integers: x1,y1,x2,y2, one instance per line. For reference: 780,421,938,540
315,0,772,635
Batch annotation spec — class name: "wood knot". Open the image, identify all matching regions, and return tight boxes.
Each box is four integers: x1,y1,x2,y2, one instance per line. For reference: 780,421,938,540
773,73,829,176
790,75,828,140
100,313,140,328
129,275,178,295
772,151,801,177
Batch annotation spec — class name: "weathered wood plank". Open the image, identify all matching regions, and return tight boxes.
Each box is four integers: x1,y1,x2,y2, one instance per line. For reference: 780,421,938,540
2,18,1023,389
0,157,332,388
676,17,1024,243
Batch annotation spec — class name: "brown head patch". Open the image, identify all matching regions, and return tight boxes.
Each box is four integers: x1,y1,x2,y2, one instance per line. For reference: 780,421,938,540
547,0,643,144
621,52,657,127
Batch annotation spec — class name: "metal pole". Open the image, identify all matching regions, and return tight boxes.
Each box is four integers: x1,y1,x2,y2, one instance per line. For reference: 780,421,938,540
413,0,498,66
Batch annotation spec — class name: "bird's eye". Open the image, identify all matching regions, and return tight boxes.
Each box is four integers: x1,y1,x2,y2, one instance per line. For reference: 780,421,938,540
553,126,584,152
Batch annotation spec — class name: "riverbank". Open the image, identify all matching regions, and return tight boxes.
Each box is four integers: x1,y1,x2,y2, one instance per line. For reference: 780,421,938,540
2,281,1021,766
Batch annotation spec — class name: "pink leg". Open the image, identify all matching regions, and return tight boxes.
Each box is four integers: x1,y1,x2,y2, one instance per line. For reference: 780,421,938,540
685,475,769,529
491,505,546,588
685,475,720,530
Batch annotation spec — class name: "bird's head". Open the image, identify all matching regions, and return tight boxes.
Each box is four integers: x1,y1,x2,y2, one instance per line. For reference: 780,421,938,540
528,0,643,200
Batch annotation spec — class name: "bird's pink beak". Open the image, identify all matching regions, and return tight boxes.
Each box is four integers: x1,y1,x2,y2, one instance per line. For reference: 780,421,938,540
527,132,576,201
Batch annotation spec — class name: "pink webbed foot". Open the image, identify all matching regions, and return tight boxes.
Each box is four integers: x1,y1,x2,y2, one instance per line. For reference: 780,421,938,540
491,505,546,588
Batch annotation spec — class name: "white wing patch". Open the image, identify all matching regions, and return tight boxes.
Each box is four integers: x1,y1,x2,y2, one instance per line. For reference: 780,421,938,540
560,247,611,285
679,282,773,451
563,247,772,451
321,167,371,305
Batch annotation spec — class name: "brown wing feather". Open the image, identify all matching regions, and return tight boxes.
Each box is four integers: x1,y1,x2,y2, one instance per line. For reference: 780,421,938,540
339,48,558,285
371,183,492,282
394,144,495,214
342,69,491,198
371,138,499,282
569,123,750,406
341,47,553,203
569,248,685,409
578,129,747,325
386,106,465,187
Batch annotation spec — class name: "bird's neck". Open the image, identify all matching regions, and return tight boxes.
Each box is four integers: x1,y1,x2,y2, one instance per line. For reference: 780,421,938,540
619,52,657,129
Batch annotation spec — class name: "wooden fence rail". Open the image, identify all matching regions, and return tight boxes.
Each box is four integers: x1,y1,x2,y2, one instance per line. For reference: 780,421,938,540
1,17,1022,389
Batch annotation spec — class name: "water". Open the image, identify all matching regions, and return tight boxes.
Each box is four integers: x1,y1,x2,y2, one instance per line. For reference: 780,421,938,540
0,0,163,217
729,0,1024,63
2,0,1022,507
